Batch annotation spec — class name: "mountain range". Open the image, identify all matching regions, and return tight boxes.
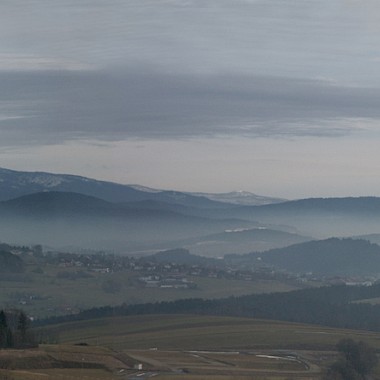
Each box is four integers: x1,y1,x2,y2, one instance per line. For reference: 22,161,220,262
0,191,257,251
0,167,281,207
0,168,298,251
2,167,380,256
201,197,380,238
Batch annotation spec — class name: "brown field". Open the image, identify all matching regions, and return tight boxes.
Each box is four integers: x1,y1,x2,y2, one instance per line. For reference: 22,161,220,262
42,314,380,352
10,314,375,379
0,345,324,380
0,344,126,379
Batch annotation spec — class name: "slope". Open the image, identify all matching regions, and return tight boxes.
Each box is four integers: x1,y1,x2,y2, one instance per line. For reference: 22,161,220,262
230,238,380,276
0,168,232,208
0,192,256,251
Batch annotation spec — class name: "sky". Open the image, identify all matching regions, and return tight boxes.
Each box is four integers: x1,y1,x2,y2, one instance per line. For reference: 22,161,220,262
1,0,380,198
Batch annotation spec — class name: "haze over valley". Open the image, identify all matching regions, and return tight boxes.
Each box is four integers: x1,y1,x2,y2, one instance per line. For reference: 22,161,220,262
3,1,380,378
3,167,380,254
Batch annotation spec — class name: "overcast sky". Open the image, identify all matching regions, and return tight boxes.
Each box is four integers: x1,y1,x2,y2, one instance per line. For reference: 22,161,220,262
1,0,380,198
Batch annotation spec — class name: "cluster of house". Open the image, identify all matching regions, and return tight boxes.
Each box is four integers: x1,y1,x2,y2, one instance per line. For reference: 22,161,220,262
138,275,197,289
35,249,303,286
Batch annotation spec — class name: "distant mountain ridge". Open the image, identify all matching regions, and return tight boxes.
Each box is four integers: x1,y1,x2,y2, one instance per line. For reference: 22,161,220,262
188,190,286,206
0,167,279,208
203,196,380,238
0,191,220,221
0,191,257,251
0,191,311,254
5,167,380,252
254,196,380,214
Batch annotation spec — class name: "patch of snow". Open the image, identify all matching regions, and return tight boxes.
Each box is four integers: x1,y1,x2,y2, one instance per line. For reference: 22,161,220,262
224,227,266,233
129,184,162,193
224,228,251,233
24,174,67,187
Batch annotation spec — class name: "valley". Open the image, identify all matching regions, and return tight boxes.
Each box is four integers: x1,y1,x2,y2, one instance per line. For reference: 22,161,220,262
2,0,379,378
1,169,380,379
0,246,302,319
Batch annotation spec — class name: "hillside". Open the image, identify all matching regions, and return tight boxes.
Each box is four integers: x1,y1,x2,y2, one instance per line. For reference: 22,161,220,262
38,283,380,333
0,191,256,251
0,250,24,273
0,167,285,207
181,227,311,256
148,248,220,266
6,168,380,241
204,197,380,237
256,197,380,215
187,190,286,206
39,314,380,352
6,167,380,254
0,168,238,208
2,315,373,380
227,238,380,276
354,233,380,245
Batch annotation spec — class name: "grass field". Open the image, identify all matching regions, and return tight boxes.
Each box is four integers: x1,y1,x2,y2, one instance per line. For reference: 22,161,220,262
0,262,300,318
41,314,380,351
24,314,380,379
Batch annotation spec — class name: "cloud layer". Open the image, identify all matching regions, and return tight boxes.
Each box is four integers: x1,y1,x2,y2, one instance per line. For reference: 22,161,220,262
0,0,380,148
1,68,380,147
1,1,380,197
1,0,380,80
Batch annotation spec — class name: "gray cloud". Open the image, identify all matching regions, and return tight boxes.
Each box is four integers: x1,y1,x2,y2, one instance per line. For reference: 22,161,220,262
1,68,380,147
2,0,380,199
0,1,380,85
1,0,380,148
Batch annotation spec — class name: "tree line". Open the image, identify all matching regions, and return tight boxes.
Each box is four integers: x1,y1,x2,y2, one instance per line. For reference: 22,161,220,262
35,283,380,334
0,310,35,348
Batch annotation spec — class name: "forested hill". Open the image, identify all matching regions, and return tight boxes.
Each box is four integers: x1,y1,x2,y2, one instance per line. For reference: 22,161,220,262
251,197,380,215
39,284,380,332
147,248,220,266
227,238,380,276
0,250,24,273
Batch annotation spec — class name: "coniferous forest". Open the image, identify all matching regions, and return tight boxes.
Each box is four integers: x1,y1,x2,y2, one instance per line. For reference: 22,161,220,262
0,309,35,349
37,284,380,333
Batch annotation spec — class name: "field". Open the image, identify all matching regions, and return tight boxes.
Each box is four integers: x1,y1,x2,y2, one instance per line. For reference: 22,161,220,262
11,314,377,380
0,259,300,318
40,314,380,351
2,254,373,379
0,344,124,380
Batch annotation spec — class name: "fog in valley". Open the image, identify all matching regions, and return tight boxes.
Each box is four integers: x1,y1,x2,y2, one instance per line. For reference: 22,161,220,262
1,2,380,379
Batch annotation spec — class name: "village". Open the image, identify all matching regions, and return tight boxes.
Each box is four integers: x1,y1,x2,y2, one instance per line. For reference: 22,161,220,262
16,245,379,289
3,244,378,319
